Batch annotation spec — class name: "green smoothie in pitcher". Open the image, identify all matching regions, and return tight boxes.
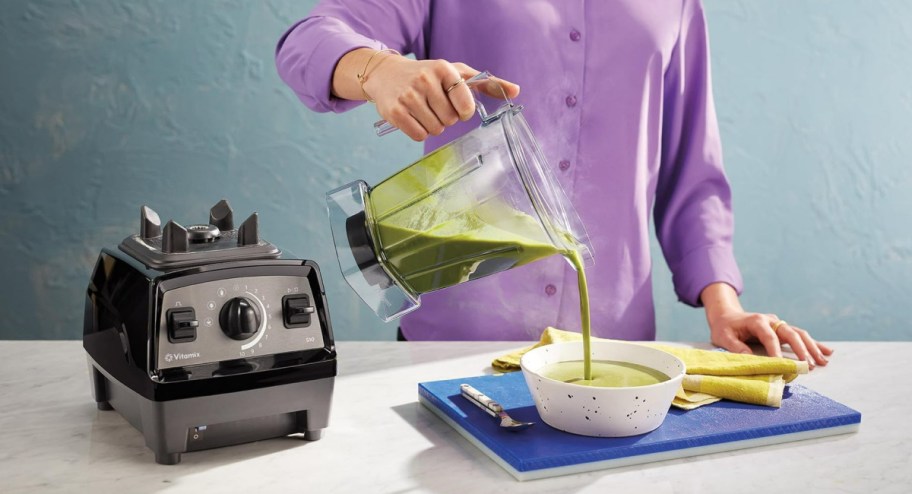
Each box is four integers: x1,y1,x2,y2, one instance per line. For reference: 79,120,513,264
373,201,561,293
365,144,594,380
366,145,562,295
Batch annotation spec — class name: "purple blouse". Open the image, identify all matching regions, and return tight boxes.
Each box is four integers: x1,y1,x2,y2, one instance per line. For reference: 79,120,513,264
276,0,743,341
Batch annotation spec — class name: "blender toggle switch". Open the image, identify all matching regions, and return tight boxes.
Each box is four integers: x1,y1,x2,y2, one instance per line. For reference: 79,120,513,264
167,308,199,342
283,295,315,328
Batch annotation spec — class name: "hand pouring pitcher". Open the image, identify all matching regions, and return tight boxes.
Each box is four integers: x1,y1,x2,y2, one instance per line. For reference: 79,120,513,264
326,72,593,321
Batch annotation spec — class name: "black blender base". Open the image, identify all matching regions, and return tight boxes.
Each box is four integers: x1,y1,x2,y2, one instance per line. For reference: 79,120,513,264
149,431,324,465
89,361,333,464
156,452,181,465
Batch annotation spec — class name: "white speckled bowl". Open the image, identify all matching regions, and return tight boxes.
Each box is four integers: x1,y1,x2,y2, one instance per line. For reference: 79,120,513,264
520,340,685,437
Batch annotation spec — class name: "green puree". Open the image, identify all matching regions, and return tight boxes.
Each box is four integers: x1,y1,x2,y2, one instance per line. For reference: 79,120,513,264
367,145,567,295
540,360,670,388
374,202,560,294
366,145,595,379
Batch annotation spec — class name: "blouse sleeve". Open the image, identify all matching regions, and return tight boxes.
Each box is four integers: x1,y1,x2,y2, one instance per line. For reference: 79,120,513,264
275,0,431,113
655,0,744,307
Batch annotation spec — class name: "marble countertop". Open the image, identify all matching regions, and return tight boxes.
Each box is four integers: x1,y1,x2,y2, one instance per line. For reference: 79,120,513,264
1,340,908,493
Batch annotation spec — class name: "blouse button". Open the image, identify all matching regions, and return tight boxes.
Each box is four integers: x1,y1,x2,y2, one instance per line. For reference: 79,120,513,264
559,160,571,171
569,30,581,42
565,95,577,108
545,284,557,296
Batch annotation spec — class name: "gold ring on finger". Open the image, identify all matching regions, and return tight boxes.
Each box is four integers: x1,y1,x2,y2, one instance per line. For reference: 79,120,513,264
771,320,787,332
445,78,465,94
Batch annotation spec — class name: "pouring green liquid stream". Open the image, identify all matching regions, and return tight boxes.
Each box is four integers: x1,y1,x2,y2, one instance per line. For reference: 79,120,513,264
565,248,592,381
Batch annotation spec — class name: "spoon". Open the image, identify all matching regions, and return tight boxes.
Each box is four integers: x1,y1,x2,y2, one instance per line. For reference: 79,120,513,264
459,383,534,431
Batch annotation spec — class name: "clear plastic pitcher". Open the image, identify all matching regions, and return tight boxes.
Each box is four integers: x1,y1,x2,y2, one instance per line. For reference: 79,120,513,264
326,72,593,321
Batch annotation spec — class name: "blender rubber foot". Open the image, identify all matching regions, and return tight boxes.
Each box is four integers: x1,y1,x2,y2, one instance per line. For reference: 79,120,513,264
96,401,114,411
155,452,181,465
303,430,323,441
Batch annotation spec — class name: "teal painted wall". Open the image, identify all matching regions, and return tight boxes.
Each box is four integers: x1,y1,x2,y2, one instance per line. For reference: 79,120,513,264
1,1,909,341
653,1,912,342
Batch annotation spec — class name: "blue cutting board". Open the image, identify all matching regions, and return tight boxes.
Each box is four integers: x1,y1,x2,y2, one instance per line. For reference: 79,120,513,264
418,372,861,481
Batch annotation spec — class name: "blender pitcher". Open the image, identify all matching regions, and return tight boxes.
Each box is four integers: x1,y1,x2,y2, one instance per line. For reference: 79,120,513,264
326,72,593,321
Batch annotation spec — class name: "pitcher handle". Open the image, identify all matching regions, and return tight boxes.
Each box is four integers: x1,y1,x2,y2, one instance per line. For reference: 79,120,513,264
373,71,513,137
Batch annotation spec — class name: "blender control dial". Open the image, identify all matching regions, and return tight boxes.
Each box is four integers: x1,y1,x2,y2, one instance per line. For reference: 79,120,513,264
219,297,260,340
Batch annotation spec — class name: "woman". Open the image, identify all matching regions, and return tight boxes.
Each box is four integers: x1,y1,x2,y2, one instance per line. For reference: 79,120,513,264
275,0,832,367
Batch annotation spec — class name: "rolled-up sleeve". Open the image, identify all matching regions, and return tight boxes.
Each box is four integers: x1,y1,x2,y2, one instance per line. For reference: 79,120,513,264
655,0,743,307
275,0,431,113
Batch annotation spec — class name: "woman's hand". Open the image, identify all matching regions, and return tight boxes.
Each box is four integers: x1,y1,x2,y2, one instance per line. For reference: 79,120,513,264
332,49,520,141
700,283,833,368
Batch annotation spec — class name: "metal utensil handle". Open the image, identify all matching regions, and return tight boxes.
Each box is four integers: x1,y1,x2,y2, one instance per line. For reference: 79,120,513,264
374,71,509,136
460,383,504,416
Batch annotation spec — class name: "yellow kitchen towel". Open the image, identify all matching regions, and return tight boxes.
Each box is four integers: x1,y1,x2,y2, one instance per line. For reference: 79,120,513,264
491,327,809,410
